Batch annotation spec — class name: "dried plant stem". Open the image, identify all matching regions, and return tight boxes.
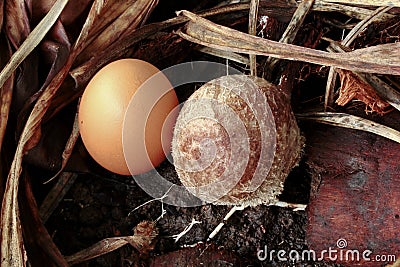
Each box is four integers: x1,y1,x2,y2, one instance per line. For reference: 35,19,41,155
324,6,394,110
312,2,394,21
0,72,13,153
248,0,259,76
343,6,392,46
65,221,157,265
315,0,400,7
296,112,400,144
44,111,80,184
197,47,250,65
20,175,69,266
177,10,400,75
0,0,69,90
1,55,74,267
70,2,398,87
70,3,252,87
361,74,400,112
1,0,119,265
281,0,316,45
265,0,315,78
39,172,77,223
324,69,337,110
66,237,131,265
0,1,70,266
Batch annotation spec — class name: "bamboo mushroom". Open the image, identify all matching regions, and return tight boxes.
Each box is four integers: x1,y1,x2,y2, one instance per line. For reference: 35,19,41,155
172,75,303,206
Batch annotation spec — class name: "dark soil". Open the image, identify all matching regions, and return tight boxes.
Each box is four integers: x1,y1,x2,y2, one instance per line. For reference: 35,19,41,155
45,158,321,267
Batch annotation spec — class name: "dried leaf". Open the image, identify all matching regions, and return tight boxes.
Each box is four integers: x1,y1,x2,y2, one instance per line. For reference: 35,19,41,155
312,2,395,21
177,10,400,75
248,0,259,75
283,0,315,44
324,5,391,110
66,238,130,265
70,0,147,63
264,0,315,76
341,6,392,46
362,73,400,112
23,111,74,173
20,174,68,267
12,54,39,118
0,0,69,94
69,3,262,88
197,47,250,65
0,75,13,151
1,1,158,266
4,1,41,123
296,112,400,144
0,1,70,266
44,111,80,183
32,0,92,25
76,0,157,65
262,1,397,22
315,0,400,7
39,172,77,223
0,0,4,31
57,0,92,25
0,35,14,153
80,0,139,42
71,0,114,54
65,221,158,265
38,30,70,90
56,113,80,171
17,21,70,132
5,0,30,48
336,69,391,114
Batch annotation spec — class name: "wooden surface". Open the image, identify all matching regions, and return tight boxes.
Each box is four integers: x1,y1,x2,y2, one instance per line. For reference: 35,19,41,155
304,117,400,266
149,243,250,266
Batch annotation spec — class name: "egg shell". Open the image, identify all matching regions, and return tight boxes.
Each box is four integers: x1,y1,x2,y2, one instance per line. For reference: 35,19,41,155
79,59,179,175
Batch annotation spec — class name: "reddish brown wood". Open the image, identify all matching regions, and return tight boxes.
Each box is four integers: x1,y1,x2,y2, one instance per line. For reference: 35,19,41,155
149,243,251,266
304,120,400,266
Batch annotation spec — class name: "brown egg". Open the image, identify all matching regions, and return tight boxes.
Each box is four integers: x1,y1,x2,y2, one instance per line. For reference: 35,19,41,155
79,59,179,175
